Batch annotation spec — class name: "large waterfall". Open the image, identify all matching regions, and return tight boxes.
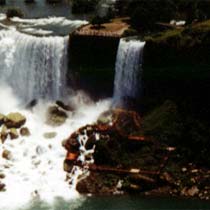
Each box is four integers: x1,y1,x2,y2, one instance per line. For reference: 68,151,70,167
0,30,68,103
113,38,145,107
0,15,88,104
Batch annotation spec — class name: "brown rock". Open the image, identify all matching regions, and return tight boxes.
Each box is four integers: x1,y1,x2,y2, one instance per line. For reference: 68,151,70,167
0,183,5,191
0,173,5,179
4,112,26,128
20,127,30,136
188,186,199,197
0,125,8,143
9,128,19,140
46,106,68,126
2,150,12,160
0,113,4,126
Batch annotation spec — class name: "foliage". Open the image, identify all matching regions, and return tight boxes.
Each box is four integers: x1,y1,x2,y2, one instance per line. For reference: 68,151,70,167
141,100,183,145
6,7,24,19
114,0,210,31
71,0,100,14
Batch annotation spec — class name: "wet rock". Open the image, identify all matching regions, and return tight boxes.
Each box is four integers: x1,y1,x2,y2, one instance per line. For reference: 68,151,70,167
0,125,8,143
26,99,37,109
0,113,4,126
188,186,199,197
160,172,175,185
4,112,26,128
0,183,5,191
181,186,199,197
2,150,12,160
0,173,6,179
85,135,97,150
97,109,142,137
97,110,113,125
63,136,80,152
0,173,5,179
20,127,30,136
9,128,19,140
56,100,74,111
46,106,68,126
63,159,74,172
43,132,57,139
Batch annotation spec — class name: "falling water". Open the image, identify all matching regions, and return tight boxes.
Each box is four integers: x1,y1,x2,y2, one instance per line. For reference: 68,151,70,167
0,29,68,104
113,38,145,107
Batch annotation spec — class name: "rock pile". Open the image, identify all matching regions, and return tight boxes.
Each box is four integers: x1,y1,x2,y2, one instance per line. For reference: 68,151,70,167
0,112,29,143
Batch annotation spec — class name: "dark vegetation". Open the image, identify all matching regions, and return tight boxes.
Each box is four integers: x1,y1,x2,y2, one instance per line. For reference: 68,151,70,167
115,0,210,32
6,7,24,19
71,0,100,14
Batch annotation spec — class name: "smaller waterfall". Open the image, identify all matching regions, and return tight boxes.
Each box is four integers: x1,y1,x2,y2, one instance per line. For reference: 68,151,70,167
113,38,145,108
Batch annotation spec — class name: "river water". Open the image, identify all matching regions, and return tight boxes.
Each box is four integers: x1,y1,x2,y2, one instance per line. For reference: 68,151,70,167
15,196,210,210
0,0,87,19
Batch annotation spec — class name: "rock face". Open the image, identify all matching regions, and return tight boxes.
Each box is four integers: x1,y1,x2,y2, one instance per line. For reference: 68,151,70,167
4,113,26,128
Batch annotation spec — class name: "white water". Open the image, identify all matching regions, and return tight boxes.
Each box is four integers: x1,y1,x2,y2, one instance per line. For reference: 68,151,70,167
11,16,88,36
0,29,68,104
113,38,145,107
0,86,111,210
0,14,88,36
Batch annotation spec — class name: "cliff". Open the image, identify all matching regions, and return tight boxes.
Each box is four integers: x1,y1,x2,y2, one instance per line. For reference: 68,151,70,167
68,33,120,99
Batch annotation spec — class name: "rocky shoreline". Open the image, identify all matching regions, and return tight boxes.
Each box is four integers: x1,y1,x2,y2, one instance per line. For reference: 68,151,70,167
63,107,210,201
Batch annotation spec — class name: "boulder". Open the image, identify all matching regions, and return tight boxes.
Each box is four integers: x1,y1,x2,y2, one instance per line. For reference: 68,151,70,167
64,137,80,152
188,186,199,197
20,127,30,136
97,109,142,137
4,112,26,128
2,150,12,160
56,100,74,111
46,106,68,126
0,125,8,143
0,113,4,126
9,128,19,140
0,183,5,191
0,173,5,179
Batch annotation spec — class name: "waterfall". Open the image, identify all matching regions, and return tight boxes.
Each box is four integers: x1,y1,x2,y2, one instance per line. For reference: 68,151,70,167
113,38,145,107
0,29,68,104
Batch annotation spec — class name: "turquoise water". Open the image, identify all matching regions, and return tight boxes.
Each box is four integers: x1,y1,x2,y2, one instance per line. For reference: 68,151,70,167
16,196,210,210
